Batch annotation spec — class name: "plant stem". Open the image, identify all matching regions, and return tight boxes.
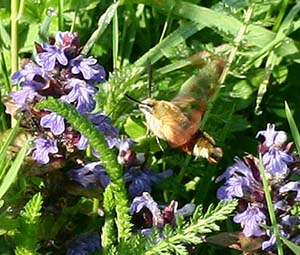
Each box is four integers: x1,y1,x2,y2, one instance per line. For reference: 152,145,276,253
58,0,64,31
11,0,19,77
273,0,289,32
10,0,19,127
218,5,254,85
258,154,284,255
92,198,99,215
202,4,254,129
113,0,119,69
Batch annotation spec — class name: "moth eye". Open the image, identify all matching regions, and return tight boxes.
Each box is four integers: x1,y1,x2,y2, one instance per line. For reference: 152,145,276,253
139,103,153,114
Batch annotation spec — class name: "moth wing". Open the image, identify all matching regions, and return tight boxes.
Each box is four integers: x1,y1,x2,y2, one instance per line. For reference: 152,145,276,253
171,96,207,125
171,57,224,123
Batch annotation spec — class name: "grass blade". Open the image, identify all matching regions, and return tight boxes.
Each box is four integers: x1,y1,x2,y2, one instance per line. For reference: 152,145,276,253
134,21,204,66
281,236,300,255
0,122,20,174
0,140,28,200
81,2,119,55
285,101,300,156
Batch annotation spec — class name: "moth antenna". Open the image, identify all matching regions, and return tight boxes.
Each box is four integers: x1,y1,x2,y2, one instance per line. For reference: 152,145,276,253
147,59,152,98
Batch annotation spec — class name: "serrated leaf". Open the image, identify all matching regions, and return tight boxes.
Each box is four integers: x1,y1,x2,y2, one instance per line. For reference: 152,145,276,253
22,192,43,224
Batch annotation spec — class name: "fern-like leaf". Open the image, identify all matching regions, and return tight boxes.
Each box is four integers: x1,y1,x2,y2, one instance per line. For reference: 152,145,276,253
37,97,132,244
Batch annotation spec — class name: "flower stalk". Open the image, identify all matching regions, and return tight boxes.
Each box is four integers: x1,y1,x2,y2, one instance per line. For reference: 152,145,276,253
258,154,284,255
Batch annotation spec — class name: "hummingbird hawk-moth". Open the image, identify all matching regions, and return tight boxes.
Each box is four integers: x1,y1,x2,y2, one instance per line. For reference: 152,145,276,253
128,57,224,163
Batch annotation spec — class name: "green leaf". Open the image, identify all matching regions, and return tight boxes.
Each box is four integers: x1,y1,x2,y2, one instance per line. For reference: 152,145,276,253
230,80,254,99
129,0,300,62
22,192,43,224
273,65,288,84
124,116,147,140
285,101,300,156
15,193,43,255
14,246,35,255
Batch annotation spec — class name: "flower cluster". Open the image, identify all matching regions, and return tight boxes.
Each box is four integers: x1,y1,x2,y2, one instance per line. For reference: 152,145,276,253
6,31,118,164
216,124,300,251
7,31,176,254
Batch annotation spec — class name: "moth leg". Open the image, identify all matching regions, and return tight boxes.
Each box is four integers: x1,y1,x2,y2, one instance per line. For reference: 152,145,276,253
146,125,151,137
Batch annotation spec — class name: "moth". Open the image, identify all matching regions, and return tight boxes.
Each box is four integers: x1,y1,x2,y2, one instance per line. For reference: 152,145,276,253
127,57,224,163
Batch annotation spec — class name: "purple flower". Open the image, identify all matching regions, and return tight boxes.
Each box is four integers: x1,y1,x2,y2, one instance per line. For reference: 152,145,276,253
124,168,173,197
88,113,120,148
216,176,247,200
131,193,195,228
38,44,68,71
11,62,46,85
233,204,266,237
130,192,164,226
216,157,262,201
262,147,293,176
71,57,106,82
55,31,78,49
10,86,37,107
274,200,289,211
68,162,110,189
131,192,160,214
76,135,88,150
40,112,65,135
216,157,255,183
256,123,287,147
256,124,293,176
66,232,101,255
279,181,300,201
117,137,145,167
262,230,290,251
31,137,59,164
61,78,97,113
262,234,276,250
281,215,300,226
